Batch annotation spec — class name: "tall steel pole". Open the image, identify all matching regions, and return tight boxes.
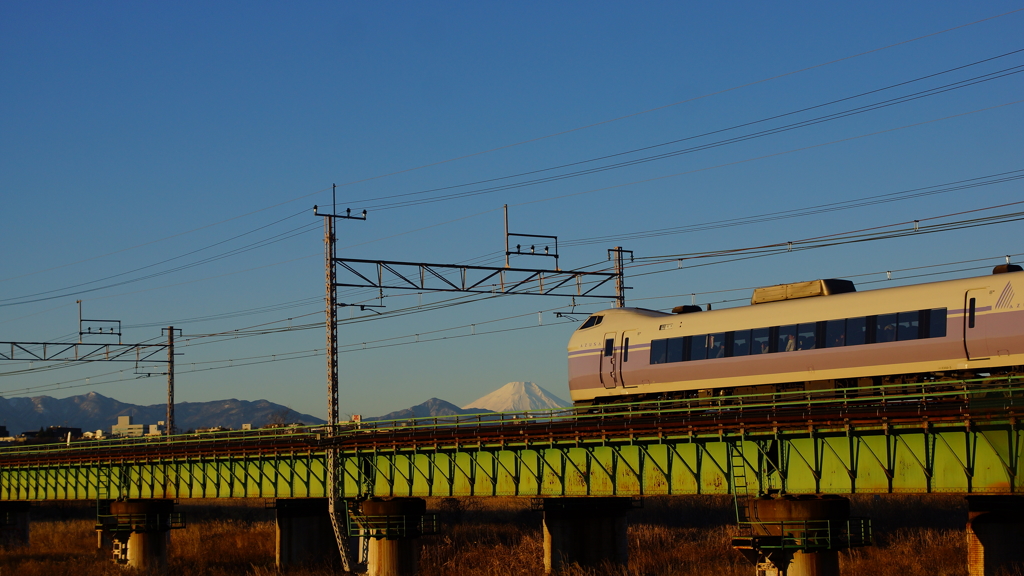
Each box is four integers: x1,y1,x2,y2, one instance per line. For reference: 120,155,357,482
612,246,625,308
166,326,175,435
317,187,365,572
324,214,339,426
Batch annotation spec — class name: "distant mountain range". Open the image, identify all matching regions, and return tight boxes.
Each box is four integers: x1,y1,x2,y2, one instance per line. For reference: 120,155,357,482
0,381,571,435
0,392,323,435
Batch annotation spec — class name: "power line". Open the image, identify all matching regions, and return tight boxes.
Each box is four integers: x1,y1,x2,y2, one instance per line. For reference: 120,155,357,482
352,53,1024,210
511,98,1024,210
0,219,320,307
562,169,1024,246
5,10,1018,292
321,8,1024,197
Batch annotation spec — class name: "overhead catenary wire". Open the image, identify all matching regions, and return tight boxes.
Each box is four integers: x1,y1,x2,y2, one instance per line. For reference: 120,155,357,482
8,246,1022,398
4,11,1020,290
0,220,321,308
356,57,1024,210
4,92,1019,315
561,169,1024,247
510,99,1024,211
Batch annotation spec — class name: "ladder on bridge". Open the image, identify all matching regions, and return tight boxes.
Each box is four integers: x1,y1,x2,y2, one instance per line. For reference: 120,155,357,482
730,442,753,523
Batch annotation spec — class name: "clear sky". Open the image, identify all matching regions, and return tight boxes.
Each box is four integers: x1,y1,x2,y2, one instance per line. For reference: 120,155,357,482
1,2,1022,420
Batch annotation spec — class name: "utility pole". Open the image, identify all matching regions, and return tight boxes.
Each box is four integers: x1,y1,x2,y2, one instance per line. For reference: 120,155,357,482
314,184,366,572
324,213,339,426
166,326,175,436
608,247,633,308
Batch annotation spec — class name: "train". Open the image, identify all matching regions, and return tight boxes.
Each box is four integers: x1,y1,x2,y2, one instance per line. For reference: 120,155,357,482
566,265,1024,406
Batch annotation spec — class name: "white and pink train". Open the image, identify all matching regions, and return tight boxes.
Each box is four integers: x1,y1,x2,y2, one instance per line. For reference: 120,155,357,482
567,266,1024,406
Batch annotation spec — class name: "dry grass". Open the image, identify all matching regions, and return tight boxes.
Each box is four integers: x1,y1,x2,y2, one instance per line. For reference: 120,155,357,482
0,495,986,575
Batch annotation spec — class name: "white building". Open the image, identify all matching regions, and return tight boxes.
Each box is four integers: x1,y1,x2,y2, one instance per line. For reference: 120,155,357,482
111,416,144,437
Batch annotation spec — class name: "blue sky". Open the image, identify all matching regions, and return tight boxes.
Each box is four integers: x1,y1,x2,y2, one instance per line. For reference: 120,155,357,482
1,2,1022,421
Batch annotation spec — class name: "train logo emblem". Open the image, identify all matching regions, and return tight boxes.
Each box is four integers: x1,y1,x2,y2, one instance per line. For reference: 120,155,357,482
995,281,1016,309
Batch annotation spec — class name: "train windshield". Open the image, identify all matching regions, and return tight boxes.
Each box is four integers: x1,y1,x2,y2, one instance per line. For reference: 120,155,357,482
578,315,604,330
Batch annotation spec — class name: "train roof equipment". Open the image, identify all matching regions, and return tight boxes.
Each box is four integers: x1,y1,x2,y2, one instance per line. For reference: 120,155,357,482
750,278,856,305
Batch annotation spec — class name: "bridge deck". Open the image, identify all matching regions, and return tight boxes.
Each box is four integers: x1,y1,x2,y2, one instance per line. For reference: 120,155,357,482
0,377,1019,500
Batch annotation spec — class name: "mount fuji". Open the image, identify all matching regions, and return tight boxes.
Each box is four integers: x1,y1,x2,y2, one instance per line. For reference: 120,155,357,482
462,382,570,412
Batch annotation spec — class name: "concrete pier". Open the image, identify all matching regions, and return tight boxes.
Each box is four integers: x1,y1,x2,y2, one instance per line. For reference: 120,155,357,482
0,501,30,549
275,498,341,568
743,495,850,576
362,498,427,576
541,497,631,573
108,499,175,572
966,496,1024,576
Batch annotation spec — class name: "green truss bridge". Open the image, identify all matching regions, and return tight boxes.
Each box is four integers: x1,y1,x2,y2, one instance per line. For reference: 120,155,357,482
0,376,1020,501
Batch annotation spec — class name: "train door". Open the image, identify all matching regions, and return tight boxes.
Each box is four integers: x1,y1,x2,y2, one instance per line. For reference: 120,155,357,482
619,330,638,388
964,288,994,360
599,332,618,389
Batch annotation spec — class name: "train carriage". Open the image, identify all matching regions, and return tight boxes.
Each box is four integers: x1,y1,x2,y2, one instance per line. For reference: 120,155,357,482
567,266,1024,405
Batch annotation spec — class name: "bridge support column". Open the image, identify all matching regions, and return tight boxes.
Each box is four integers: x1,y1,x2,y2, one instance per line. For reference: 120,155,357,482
966,496,1024,576
108,499,176,572
275,498,341,568
738,495,851,576
541,497,631,573
97,527,114,553
363,498,427,576
0,501,30,549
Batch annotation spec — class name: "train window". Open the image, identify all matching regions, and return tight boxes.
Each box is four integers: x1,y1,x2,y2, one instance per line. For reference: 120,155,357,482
969,298,976,329
623,338,630,362
732,329,751,356
708,333,726,358
896,312,919,341
929,308,947,338
876,314,897,343
825,319,846,348
779,325,798,352
689,334,708,361
579,315,603,330
797,323,817,350
604,338,614,357
665,337,684,363
650,339,667,364
846,317,867,346
751,328,771,354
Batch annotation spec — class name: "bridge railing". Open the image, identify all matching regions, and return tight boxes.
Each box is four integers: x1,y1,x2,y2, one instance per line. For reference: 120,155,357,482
346,513,439,539
95,512,186,532
320,374,1023,437
734,517,872,552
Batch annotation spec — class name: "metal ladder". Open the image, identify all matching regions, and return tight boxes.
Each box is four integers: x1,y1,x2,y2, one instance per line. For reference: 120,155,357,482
731,442,752,523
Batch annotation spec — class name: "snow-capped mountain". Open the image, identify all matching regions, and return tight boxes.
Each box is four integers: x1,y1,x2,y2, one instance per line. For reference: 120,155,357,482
462,382,570,412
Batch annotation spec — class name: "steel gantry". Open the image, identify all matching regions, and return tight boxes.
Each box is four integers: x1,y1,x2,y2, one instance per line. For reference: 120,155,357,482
0,326,181,434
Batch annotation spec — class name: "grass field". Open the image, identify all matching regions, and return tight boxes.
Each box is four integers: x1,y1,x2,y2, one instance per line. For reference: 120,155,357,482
0,495,981,575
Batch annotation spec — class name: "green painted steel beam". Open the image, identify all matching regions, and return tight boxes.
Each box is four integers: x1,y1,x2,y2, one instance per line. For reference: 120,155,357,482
0,421,1019,500
0,452,327,500
0,378,1019,501
332,420,1021,498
